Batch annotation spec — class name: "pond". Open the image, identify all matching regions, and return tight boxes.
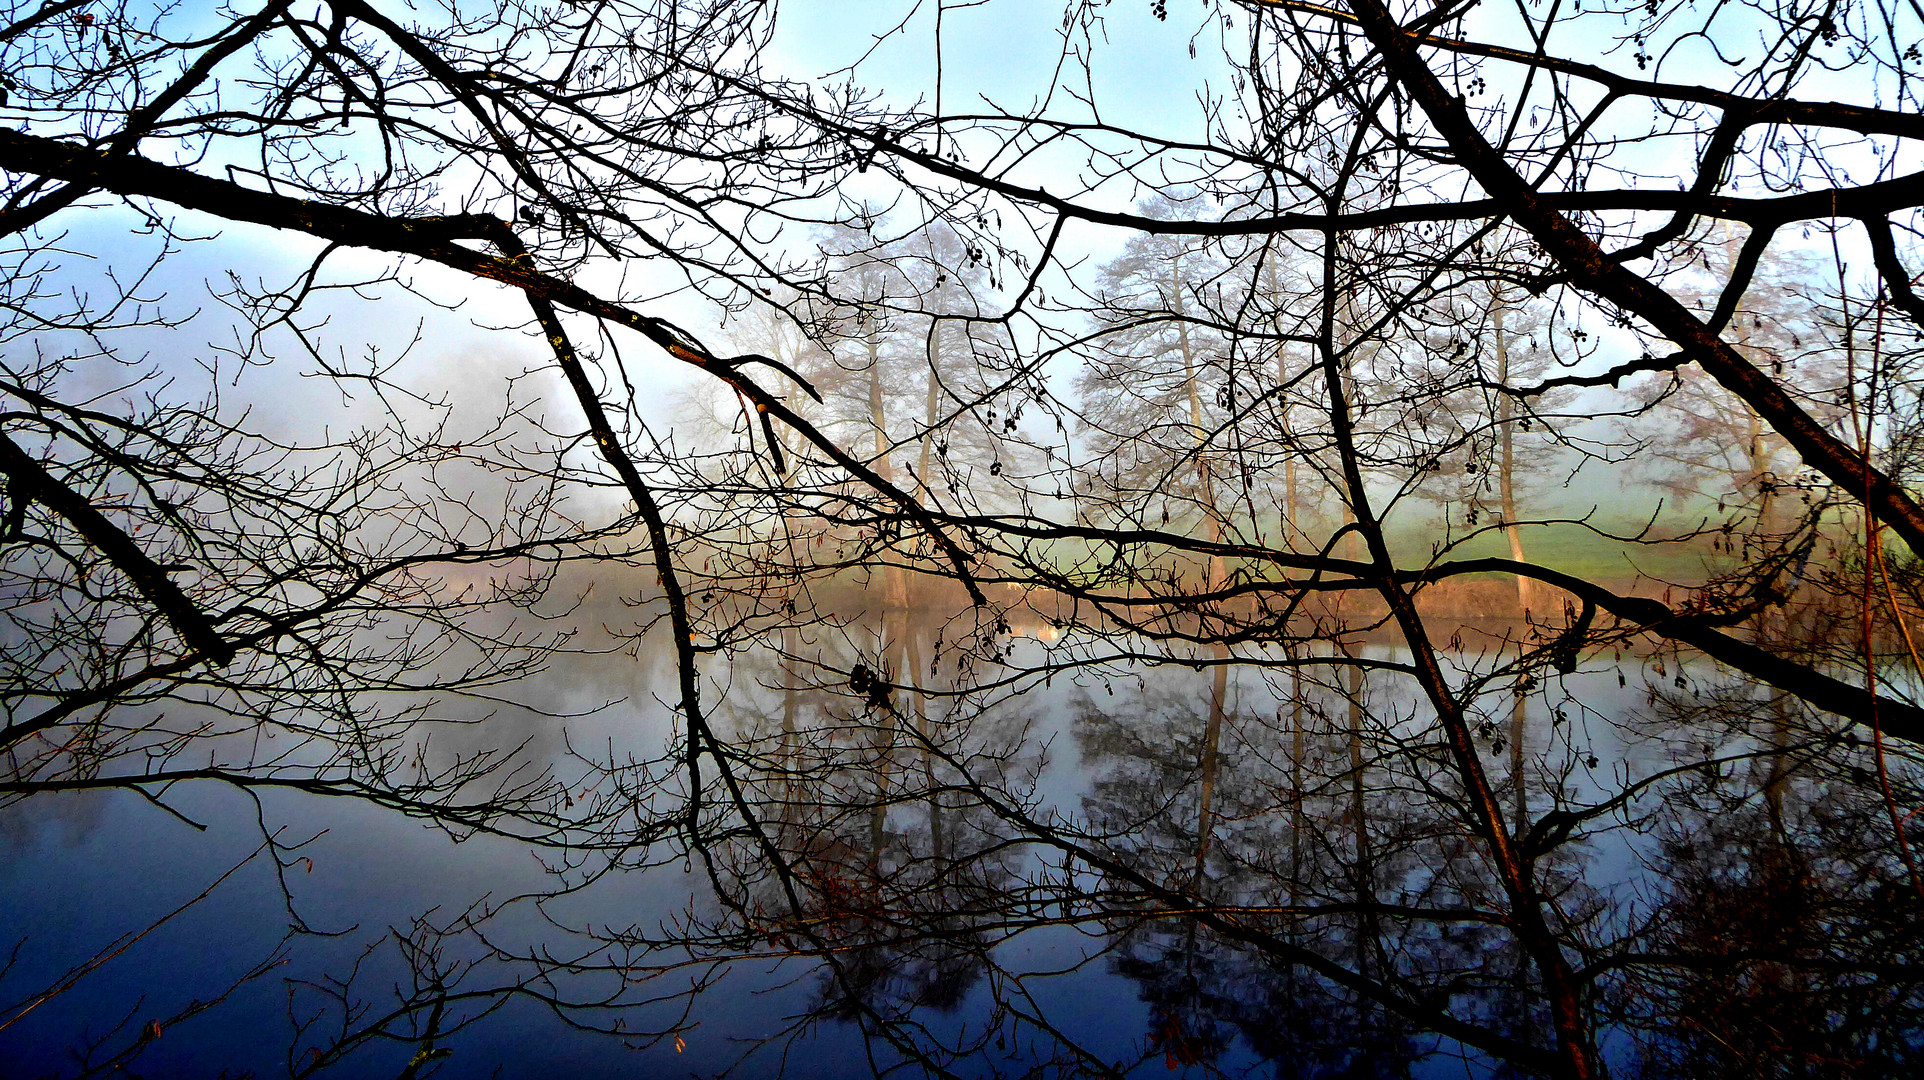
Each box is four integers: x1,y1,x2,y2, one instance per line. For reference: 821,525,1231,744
2,605,1919,1079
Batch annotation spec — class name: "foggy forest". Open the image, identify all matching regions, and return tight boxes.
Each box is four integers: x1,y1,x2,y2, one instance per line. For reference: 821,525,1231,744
0,0,1921,1077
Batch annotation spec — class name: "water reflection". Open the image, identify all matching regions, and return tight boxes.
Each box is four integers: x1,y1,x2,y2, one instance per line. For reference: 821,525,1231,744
1,602,1919,1078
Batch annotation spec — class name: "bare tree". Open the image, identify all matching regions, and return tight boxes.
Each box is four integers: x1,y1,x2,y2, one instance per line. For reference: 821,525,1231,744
4,0,1924,1077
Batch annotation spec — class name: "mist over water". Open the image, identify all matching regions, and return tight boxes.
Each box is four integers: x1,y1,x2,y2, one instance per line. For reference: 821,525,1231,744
3,0,1923,1076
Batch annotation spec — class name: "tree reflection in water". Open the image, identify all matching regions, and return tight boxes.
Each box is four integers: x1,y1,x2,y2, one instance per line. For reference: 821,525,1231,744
4,0,1924,1074
1606,681,1924,1078
2,595,1919,1078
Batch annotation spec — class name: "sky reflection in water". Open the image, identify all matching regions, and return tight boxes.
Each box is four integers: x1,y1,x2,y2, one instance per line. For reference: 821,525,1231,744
1,609,1915,1079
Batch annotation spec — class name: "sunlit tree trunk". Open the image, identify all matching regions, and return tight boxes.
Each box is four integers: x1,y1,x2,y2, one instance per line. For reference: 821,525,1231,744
1724,297,1797,838
917,321,942,495
1174,253,1231,890
918,347,941,499
1492,304,1531,617
868,339,909,612
1492,303,1535,834
1173,253,1224,572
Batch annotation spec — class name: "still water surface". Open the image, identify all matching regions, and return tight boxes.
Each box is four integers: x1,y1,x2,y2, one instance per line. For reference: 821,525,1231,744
1,611,1914,1078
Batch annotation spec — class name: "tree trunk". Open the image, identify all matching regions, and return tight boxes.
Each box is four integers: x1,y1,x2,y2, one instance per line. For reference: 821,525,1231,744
869,340,909,611
1493,304,1531,617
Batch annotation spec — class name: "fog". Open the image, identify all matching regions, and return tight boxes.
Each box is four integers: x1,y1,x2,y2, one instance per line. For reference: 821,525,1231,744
1,1,1920,1078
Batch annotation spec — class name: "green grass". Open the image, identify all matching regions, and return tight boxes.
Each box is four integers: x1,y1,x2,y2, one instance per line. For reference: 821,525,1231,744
1384,519,1725,582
